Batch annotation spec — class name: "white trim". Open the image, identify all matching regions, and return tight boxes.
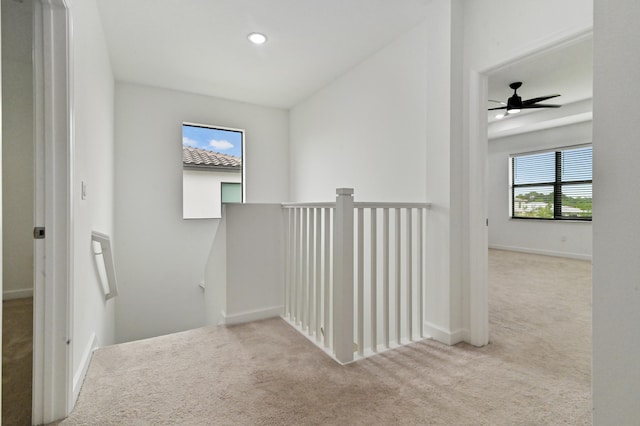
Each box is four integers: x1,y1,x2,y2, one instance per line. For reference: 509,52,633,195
476,26,594,75
221,305,284,325
72,332,97,403
3,288,34,300
33,0,74,423
466,70,490,347
489,245,592,262
424,322,469,346
489,112,593,140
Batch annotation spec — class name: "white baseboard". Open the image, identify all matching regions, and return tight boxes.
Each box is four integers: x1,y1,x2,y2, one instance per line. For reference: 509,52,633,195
3,288,34,300
424,321,469,346
73,332,98,404
489,244,592,261
222,305,284,325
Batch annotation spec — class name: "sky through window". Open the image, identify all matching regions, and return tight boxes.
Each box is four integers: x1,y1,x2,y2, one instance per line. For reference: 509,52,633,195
182,124,243,158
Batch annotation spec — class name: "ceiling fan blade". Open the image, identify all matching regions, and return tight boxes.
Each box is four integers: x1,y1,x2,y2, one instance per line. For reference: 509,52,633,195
522,94,560,106
488,99,507,105
488,106,508,111
521,103,562,109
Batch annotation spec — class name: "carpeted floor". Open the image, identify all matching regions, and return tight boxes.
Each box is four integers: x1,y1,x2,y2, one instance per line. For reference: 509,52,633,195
58,249,592,425
2,297,33,426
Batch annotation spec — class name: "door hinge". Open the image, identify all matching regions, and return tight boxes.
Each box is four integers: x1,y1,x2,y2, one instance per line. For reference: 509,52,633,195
33,227,46,239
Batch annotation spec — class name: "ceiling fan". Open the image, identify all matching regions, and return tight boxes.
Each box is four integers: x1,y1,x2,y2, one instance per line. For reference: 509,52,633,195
489,82,561,117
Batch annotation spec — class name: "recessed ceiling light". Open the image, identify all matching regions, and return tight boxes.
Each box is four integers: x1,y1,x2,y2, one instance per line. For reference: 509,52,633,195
248,33,267,45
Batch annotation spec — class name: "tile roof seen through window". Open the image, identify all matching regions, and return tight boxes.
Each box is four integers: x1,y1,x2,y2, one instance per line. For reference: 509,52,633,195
183,146,242,170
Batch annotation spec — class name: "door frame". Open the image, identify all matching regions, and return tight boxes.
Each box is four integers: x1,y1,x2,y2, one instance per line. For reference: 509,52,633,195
33,0,74,422
466,25,593,346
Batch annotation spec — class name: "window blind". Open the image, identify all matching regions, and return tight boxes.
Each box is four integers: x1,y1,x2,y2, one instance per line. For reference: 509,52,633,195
511,145,592,220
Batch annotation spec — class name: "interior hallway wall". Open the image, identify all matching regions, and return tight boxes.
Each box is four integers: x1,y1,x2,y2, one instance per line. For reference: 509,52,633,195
66,0,117,396
289,0,593,346
114,82,289,343
288,17,462,341
592,1,640,422
289,21,427,202
2,0,33,300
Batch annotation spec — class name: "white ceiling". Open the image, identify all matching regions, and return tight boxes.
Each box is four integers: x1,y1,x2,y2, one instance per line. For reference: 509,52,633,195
96,0,430,109
487,36,593,126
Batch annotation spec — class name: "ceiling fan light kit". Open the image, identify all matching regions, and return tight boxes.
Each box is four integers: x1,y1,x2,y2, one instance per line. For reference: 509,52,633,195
489,81,561,117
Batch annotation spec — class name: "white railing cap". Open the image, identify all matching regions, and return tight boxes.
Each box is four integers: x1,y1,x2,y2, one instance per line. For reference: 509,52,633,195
281,202,336,208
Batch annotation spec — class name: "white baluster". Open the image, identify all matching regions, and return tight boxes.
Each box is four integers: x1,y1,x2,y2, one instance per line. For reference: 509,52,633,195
418,208,424,338
315,208,322,341
395,208,401,345
383,208,390,349
357,207,364,357
301,208,308,328
370,208,377,352
295,208,301,323
324,207,331,348
333,188,354,363
308,208,315,334
406,208,413,341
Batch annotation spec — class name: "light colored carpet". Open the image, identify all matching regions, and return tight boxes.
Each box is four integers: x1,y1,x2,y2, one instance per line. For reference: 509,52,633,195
58,250,592,425
2,297,33,426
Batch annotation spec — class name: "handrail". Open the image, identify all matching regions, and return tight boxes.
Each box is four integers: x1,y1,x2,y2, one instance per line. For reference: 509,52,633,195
281,202,336,208
91,231,118,300
355,202,431,209
282,201,431,209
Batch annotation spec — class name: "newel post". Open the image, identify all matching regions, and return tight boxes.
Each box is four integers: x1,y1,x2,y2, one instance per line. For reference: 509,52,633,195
333,188,354,363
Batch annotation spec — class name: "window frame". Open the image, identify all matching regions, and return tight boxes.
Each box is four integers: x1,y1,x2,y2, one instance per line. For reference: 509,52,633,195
182,122,246,219
510,144,592,221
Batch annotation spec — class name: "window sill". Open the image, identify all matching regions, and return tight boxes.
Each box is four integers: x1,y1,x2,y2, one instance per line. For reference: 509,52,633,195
509,217,592,223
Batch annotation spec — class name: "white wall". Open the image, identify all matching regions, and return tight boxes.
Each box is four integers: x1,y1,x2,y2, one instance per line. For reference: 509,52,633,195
424,0,465,344
0,0,4,408
289,15,468,344
0,1,4,403
488,121,592,260
462,0,593,72
66,0,117,397
182,169,241,219
2,0,33,299
288,0,595,346
592,2,640,423
289,20,427,202
114,82,288,343
204,204,284,325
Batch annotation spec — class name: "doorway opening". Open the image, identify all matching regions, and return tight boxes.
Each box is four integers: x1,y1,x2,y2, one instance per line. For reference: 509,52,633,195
2,0,35,423
1,0,73,423
478,29,593,364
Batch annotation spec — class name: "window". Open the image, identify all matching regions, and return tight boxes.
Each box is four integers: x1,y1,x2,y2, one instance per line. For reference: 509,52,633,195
182,123,245,219
221,182,243,204
511,145,592,220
